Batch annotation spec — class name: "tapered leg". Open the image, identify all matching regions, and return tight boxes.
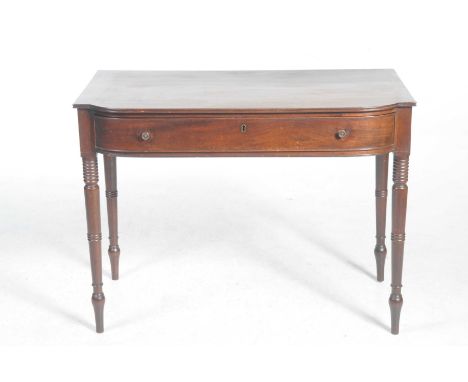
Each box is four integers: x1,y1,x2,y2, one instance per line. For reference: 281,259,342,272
83,156,105,333
374,154,389,282
104,155,120,280
389,154,409,334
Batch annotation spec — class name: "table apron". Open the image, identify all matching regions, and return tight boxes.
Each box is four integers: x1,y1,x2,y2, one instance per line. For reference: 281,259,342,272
94,113,395,156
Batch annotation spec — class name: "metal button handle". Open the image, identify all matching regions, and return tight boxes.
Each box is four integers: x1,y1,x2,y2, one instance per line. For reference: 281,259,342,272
336,129,349,139
140,131,151,141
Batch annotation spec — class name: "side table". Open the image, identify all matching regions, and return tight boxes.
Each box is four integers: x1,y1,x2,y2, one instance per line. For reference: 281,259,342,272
74,69,415,334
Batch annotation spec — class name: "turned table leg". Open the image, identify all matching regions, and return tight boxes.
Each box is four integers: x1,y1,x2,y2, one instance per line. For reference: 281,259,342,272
374,154,389,282
82,156,105,333
104,154,120,280
389,154,409,334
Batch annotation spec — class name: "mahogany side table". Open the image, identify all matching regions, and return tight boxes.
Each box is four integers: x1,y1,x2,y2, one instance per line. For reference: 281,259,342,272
74,70,415,334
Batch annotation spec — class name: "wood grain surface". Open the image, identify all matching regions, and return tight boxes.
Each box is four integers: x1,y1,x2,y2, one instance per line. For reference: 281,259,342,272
74,70,415,113
94,113,395,155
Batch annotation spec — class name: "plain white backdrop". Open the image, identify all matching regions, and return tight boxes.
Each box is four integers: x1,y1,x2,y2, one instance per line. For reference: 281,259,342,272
1,0,468,379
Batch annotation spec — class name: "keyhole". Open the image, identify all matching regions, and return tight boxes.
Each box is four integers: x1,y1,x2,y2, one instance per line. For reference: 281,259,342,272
240,123,247,133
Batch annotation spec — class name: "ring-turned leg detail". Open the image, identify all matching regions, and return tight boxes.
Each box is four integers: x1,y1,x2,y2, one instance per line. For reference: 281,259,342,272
104,155,120,280
389,154,409,335
374,154,389,282
83,156,105,333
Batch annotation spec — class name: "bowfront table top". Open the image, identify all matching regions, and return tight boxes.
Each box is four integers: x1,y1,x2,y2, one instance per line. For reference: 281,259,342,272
74,69,415,112
74,69,415,335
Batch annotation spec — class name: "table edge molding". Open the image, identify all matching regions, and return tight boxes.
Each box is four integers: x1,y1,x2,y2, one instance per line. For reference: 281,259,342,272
73,103,416,115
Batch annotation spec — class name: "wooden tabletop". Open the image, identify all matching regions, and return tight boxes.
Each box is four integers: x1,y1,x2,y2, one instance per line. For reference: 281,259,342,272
74,69,415,113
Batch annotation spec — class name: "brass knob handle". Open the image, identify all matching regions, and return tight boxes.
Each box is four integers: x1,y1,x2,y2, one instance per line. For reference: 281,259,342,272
336,129,349,139
140,131,151,141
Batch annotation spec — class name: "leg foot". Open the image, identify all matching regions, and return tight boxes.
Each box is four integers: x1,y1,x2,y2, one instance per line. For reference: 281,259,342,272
374,244,387,282
109,246,120,280
389,293,403,335
92,292,105,333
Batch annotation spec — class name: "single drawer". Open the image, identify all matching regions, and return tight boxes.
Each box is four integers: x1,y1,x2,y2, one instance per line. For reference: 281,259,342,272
94,114,394,154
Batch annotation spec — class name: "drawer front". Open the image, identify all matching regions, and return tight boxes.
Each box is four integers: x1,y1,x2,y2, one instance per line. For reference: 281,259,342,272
94,114,394,154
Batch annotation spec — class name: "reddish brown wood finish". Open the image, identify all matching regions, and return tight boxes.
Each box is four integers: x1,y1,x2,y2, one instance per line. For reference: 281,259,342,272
374,154,389,282
78,109,105,333
73,70,415,113
74,70,415,335
104,155,120,280
94,114,395,155
389,107,412,335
